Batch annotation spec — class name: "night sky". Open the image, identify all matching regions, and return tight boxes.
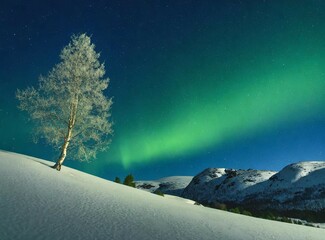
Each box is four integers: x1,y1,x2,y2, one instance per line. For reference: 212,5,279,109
1,0,325,180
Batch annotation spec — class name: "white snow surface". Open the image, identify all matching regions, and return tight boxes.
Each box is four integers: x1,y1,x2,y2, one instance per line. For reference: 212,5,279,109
1,150,324,240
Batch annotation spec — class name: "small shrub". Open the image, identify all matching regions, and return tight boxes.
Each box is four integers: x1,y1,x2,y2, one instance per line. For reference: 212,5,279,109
305,223,315,227
280,217,292,223
212,202,227,211
262,211,276,220
242,210,252,216
153,189,164,196
114,177,121,184
229,207,241,214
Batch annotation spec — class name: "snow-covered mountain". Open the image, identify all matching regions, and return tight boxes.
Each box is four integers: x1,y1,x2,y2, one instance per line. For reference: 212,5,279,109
182,162,325,212
244,162,325,211
1,150,324,240
136,176,193,196
182,168,276,203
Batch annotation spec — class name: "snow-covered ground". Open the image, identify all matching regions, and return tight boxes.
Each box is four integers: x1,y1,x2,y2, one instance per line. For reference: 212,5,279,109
1,150,324,240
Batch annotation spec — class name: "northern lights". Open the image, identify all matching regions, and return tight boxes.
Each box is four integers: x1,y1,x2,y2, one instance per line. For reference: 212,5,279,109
1,1,325,180
117,59,325,166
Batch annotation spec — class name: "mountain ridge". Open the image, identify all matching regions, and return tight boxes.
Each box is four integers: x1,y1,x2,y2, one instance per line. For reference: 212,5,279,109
181,161,325,214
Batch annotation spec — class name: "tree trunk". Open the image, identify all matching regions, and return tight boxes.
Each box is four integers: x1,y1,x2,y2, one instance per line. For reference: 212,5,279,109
51,126,72,171
52,138,70,171
52,96,78,171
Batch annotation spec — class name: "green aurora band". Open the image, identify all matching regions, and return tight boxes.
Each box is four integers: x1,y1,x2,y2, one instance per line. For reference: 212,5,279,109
115,57,325,167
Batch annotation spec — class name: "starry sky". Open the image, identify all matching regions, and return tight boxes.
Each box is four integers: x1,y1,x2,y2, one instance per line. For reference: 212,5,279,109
1,0,325,180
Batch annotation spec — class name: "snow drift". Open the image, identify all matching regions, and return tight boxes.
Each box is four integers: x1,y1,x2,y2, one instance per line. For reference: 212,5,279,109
0,150,324,240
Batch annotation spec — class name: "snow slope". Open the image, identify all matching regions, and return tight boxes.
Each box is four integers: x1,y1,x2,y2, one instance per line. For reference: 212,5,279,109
136,176,193,196
0,150,324,240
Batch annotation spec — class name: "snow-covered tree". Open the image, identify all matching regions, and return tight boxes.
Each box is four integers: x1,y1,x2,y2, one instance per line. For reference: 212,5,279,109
16,33,113,171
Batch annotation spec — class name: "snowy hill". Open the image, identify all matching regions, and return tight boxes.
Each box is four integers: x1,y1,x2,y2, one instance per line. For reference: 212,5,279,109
182,168,276,203
1,150,324,240
136,176,193,196
182,162,325,212
245,162,325,211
